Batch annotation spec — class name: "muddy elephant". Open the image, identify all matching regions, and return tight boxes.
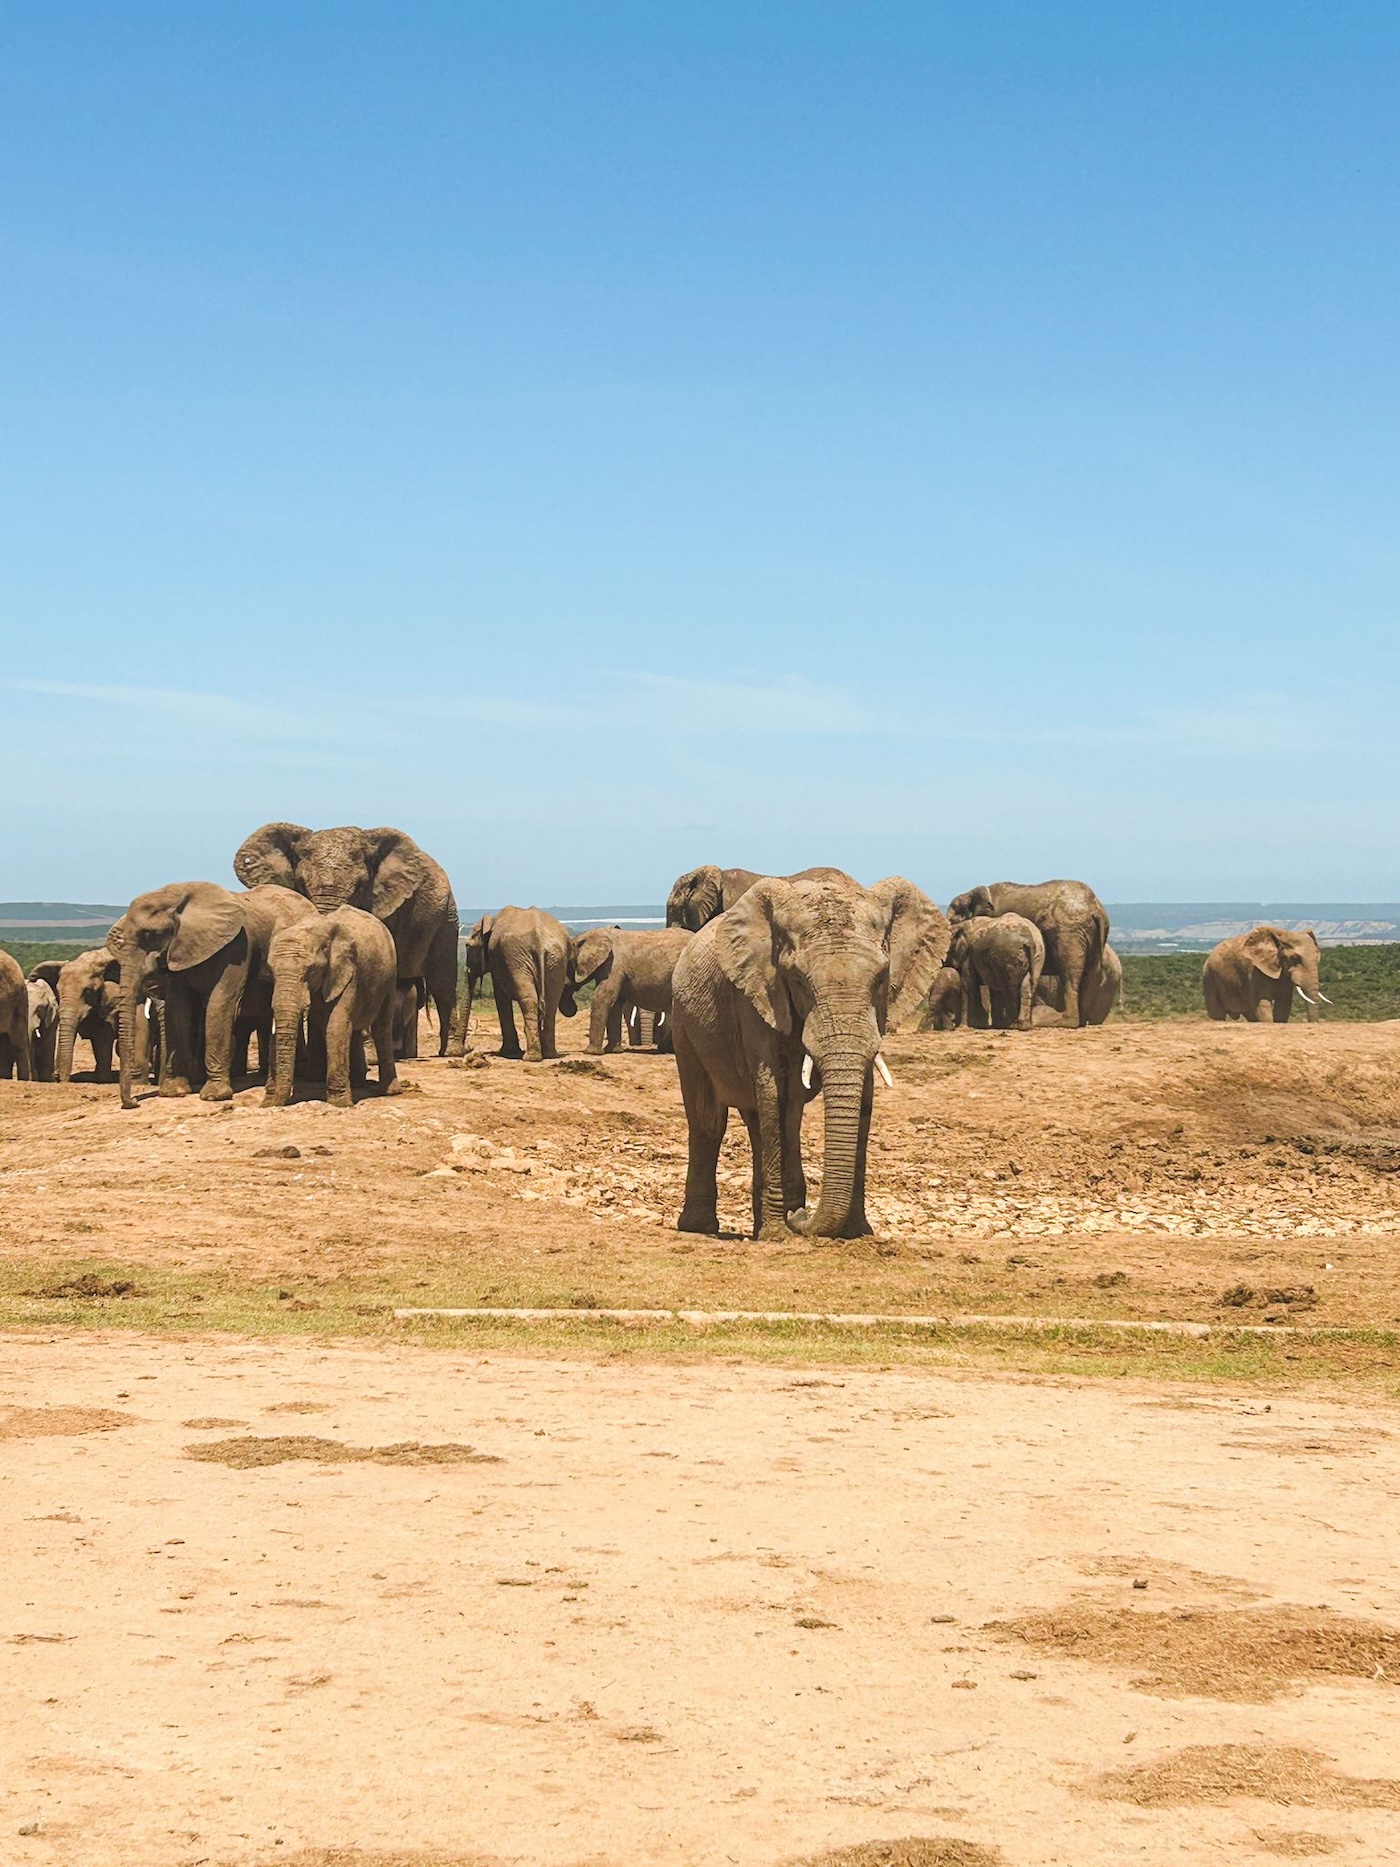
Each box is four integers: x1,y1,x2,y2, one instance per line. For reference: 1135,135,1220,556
26,979,58,1081
234,823,458,1059
1203,926,1326,1023
666,864,857,931
1035,942,1122,1025
921,965,963,1031
265,906,400,1107
948,913,1045,1031
464,907,573,1062
568,926,692,1054
671,875,949,1240
111,882,316,1106
0,949,31,1079
948,880,1108,1027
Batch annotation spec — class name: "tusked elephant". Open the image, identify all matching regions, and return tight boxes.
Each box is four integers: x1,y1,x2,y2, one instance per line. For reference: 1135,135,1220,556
464,907,573,1062
1203,926,1327,1023
666,865,857,932
568,926,692,1054
26,979,58,1081
948,913,1045,1031
265,906,400,1107
948,879,1108,1027
1035,942,1123,1025
234,823,459,1059
111,882,316,1107
0,949,31,1079
671,875,949,1240
31,948,120,1082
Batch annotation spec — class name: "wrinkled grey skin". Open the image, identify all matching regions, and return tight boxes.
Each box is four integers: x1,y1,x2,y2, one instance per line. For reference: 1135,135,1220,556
0,949,31,1079
26,979,58,1081
948,913,1045,1031
671,876,949,1241
922,965,963,1031
265,906,400,1108
464,907,573,1062
111,882,316,1107
948,880,1108,1027
1203,926,1324,1023
30,947,120,1083
666,865,857,932
1037,943,1122,1025
568,926,693,1054
234,823,458,1059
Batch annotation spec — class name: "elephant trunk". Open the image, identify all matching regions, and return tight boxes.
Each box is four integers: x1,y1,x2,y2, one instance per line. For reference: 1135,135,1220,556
792,1001,879,1238
56,1000,83,1084
269,988,303,1104
118,963,143,1109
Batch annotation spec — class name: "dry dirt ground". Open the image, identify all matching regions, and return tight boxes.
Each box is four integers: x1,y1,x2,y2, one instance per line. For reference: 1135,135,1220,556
4,1340,1400,1866
3,1019,1400,1864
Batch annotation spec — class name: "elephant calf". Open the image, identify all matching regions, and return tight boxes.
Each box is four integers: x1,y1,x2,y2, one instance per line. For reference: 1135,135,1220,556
1203,926,1327,1023
948,913,1045,1031
26,979,58,1081
464,907,573,1062
921,965,963,1031
265,907,400,1107
569,926,692,1054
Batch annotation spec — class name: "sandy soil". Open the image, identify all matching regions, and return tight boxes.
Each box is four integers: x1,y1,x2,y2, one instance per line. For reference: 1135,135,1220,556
3,1338,1400,1866
3,1019,1400,1325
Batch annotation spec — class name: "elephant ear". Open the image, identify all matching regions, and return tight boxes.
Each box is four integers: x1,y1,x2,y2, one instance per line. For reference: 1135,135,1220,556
234,822,308,890
668,865,722,930
324,923,356,1004
106,917,130,959
365,829,425,920
27,960,65,991
572,928,614,983
1242,927,1283,979
168,887,244,971
870,877,952,1033
713,880,793,1034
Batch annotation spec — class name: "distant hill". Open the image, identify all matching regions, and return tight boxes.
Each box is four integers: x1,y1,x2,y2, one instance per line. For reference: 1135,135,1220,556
1107,904,1400,953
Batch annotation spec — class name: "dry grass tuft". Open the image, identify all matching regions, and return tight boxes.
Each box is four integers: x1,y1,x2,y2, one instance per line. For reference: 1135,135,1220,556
1090,1743,1400,1809
988,1602,1400,1700
0,1404,132,1439
1252,1832,1346,1858
185,1436,502,1469
785,1841,1002,1867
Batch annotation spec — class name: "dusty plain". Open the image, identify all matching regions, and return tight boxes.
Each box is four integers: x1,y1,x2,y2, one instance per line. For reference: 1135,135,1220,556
2,1015,1400,1865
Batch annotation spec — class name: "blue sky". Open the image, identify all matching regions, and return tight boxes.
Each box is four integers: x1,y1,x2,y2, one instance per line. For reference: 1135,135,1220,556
4,3,1398,905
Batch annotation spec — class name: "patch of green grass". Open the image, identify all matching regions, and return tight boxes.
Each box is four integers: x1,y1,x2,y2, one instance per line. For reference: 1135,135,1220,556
1120,944,1400,1021
0,941,91,973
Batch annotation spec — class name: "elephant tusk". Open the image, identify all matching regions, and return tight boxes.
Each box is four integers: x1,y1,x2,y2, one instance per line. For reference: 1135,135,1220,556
1318,992,1333,1004
1295,987,1318,1005
144,999,153,1016
875,1053,894,1088
801,1053,814,1089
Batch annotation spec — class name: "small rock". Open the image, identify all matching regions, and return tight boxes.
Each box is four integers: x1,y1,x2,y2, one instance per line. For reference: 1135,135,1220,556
930,1614,957,1624
254,1144,301,1160
795,1616,837,1630
951,1679,976,1690
1009,1670,1037,1681
1132,1578,1148,1590
19,1823,41,1837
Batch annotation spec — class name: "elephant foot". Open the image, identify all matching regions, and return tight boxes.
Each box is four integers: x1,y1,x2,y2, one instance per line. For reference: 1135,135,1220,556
677,1208,720,1236
383,1078,404,1096
328,1090,354,1109
262,1090,292,1109
757,1219,791,1243
158,1079,192,1098
200,1080,233,1102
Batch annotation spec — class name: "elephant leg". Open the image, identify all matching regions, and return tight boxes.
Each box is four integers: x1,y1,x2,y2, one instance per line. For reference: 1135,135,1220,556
425,922,458,1057
965,970,990,1029
160,987,196,1096
350,1031,368,1088
675,1030,724,1235
325,1002,355,1107
540,960,565,1060
9,1022,30,1080
374,997,401,1096
199,968,243,1100
1015,967,1034,1031
605,995,626,1053
750,1063,787,1240
496,989,523,1060
514,980,544,1062
780,1068,808,1220
91,1026,116,1082
588,978,619,1054
654,1010,673,1054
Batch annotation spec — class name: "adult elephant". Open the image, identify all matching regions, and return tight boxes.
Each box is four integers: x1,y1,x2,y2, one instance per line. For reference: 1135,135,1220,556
0,950,31,1079
948,880,1108,1027
666,865,856,931
671,875,948,1240
233,823,459,1058
464,907,573,1062
31,948,120,1082
568,925,692,1054
1203,926,1326,1023
111,883,316,1107
948,913,1045,1031
1035,942,1123,1026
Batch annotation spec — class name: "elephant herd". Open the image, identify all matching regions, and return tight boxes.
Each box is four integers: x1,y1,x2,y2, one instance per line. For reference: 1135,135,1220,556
0,832,1331,1239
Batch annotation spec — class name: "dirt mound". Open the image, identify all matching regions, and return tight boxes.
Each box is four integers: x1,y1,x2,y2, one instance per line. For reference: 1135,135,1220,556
185,1436,502,1469
987,1602,1400,1700
0,1404,132,1439
1090,1743,1400,1808
183,1416,248,1429
785,1842,1001,1867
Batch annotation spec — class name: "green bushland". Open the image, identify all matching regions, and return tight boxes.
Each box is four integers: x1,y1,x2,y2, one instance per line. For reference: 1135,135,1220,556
0,941,91,973
1119,943,1400,1022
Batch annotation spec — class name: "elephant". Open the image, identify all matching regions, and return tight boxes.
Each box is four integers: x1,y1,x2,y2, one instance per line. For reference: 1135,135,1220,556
947,880,1108,1027
1202,926,1326,1023
26,979,59,1081
233,823,459,1059
666,865,857,931
463,907,573,1062
111,882,317,1107
0,949,31,1079
30,947,121,1082
1035,942,1123,1025
948,913,1045,1030
922,965,963,1031
568,926,693,1054
265,906,400,1107
671,874,949,1240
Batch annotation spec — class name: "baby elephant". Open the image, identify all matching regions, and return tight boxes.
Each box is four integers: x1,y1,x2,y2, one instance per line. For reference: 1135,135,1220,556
568,926,693,1054
265,907,400,1107
948,913,1045,1031
27,979,59,1081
